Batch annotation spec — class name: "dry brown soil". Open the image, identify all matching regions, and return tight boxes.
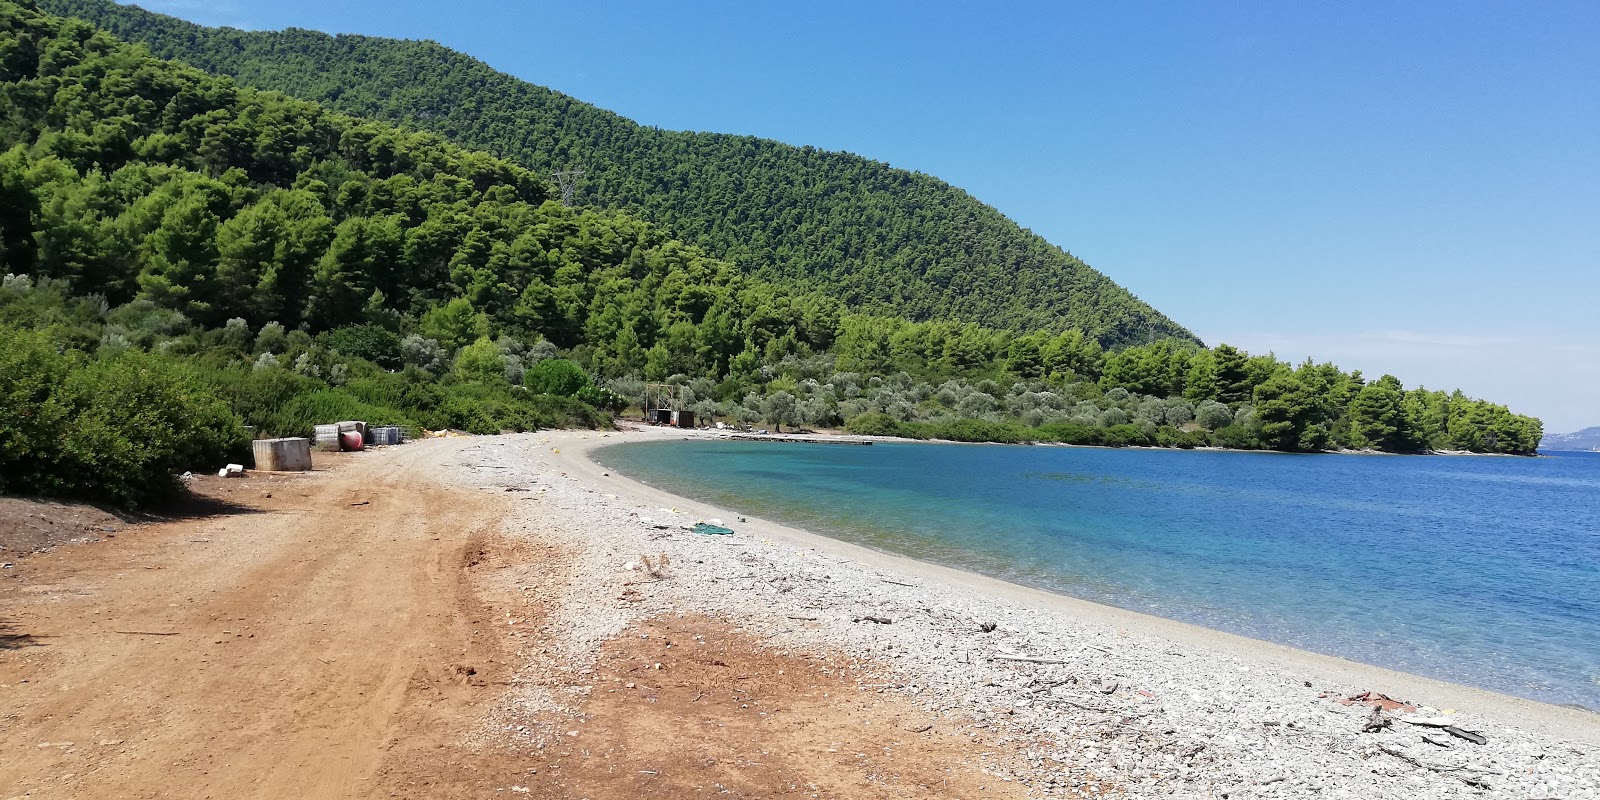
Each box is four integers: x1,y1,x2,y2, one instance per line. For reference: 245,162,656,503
0,441,1029,799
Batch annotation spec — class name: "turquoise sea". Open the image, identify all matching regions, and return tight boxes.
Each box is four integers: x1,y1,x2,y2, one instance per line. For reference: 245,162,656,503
594,440,1600,710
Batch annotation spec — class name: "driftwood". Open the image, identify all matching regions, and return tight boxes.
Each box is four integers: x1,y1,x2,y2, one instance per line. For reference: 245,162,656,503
1049,697,1114,713
1377,745,1494,789
879,579,918,587
852,615,892,624
1442,725,1487,745
113,630,179,636
1399,715,1456,728
990,654,1071,665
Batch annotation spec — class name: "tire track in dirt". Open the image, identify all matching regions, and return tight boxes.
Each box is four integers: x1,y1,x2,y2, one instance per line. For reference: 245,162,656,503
0,440,507,799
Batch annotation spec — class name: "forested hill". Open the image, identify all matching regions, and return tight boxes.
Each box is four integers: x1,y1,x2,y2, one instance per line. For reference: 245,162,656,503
37,0,1195,346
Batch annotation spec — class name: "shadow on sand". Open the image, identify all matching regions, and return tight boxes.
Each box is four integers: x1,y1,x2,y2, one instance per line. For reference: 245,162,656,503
1,617,41,650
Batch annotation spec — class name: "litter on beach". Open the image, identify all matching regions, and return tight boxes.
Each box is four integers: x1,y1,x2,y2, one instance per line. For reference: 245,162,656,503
690,522,735,536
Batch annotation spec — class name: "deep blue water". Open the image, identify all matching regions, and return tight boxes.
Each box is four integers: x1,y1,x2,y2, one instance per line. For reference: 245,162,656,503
594,441,1600,709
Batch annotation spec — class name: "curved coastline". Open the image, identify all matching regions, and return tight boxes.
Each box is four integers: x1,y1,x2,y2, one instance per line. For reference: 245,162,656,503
567,425,1598,746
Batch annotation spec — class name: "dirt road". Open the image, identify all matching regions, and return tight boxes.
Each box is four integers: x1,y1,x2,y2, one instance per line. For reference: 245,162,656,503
1,440,1027,800
0,442,519,798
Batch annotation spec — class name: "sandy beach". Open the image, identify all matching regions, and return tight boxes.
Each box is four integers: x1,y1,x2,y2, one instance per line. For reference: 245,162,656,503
452,425,1600,798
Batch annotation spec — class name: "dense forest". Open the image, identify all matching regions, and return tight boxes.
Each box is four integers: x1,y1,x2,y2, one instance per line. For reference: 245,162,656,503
36,0,1194,346
0,2,1543,506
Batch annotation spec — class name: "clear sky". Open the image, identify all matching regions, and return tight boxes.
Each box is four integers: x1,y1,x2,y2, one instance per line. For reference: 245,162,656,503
133,1,1600,433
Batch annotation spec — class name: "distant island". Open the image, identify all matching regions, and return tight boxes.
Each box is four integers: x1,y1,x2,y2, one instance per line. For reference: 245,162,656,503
1541,427,1600,452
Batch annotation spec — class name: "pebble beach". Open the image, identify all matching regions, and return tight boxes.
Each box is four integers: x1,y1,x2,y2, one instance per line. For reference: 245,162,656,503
441,427,1600,799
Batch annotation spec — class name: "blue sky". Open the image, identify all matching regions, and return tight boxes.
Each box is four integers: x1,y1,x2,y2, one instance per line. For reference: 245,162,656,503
133,1,1599,432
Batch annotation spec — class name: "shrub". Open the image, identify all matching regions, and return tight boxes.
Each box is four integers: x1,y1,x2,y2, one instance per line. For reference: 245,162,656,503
844,412,903,437
1195,400,1234,430
452,337,508,385
1101,424,1154,447
1155,425,1206,449
1211,424,1264,450
436,383,608,433
322,324,402,369
1036,423,1103,445
1,327,248,507
576,384,628,414
930,419,1029,443
525,359,591,396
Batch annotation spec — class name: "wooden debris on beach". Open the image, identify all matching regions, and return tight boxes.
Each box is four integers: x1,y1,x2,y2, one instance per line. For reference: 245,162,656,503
1442,725,1488,745
1397,714,1456,727
1377,745,1495,789
990,654,1071,665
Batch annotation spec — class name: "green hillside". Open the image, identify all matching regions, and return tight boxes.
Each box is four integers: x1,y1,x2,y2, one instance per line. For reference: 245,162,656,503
0,0,1543,515
37,0,1195,346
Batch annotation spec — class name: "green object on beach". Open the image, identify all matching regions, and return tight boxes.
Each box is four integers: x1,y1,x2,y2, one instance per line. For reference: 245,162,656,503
691,523,735,536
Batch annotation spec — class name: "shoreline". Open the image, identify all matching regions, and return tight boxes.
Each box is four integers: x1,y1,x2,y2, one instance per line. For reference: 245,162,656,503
638,422,1539,458
448,427,1599,798
566,426,1597,744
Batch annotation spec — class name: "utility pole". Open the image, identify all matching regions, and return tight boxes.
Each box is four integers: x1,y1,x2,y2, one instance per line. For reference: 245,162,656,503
552,169,584,206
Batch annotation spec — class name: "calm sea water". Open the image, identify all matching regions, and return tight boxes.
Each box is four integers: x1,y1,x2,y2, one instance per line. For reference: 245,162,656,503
594,440,1600,709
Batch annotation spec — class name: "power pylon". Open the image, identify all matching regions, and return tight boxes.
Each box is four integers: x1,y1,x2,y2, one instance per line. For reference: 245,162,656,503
552,169,584,206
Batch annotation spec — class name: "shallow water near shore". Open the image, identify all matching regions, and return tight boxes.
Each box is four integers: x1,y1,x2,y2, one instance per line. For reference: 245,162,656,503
594,440,1600,710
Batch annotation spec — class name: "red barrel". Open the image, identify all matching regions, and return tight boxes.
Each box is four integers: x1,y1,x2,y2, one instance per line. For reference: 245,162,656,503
339,431,365,451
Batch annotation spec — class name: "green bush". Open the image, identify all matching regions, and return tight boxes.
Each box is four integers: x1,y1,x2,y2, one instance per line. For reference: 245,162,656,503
1155,425,1207,449
575,384,628,414
844,412,903,437
0,327,248,507
525,359,591,396
929,419,1029,443
321,324,402,369
341,368,444,419
1211,424,1264,450
1035,423,1104,446
1101,424,1155,447
277,390,418,434
437,383,608,434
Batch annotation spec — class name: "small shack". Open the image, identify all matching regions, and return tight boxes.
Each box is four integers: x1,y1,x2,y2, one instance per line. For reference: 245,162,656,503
647,408,695,428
